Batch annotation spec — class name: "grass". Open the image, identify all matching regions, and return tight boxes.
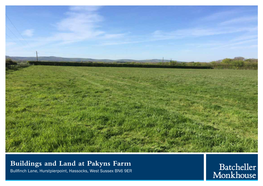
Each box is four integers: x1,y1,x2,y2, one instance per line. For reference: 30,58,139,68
6,66,258,152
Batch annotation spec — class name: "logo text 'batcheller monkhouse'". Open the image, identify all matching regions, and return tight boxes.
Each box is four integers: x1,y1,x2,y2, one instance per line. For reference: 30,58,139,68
213,163,257,179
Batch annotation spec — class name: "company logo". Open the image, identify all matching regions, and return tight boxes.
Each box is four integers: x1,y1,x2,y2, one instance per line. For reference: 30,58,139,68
213,163,257,179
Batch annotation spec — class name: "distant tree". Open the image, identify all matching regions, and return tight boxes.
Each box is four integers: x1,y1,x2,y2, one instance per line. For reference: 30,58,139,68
221,58,232,64
187,62,194,66
6,58,17,66
233,60,244,67
169,60,177,66
210,61,218,67
234,57,245,61
245,58,258,63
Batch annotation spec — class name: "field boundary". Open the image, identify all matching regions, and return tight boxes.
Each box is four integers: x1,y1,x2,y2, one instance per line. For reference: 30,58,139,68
28,61,214,69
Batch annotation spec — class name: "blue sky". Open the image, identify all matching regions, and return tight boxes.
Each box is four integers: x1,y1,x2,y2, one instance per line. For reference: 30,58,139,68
6,6,258,62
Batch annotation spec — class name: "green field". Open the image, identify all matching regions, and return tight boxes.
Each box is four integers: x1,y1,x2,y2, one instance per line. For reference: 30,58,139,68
6,66,258,152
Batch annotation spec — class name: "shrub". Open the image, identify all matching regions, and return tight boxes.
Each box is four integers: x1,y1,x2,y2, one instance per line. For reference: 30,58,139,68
221,58,232,64
6,58,17,66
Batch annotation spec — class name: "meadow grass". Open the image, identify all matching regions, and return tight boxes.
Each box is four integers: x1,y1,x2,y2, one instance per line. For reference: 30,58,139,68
6,66,258,152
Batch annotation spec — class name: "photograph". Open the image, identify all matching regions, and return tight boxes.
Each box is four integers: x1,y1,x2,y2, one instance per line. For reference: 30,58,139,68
5,5,258,153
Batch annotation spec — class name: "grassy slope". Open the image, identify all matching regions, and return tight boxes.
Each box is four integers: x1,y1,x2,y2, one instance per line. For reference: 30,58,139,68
6,66,258,152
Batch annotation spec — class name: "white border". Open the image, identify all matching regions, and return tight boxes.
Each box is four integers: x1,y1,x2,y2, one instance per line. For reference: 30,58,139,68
2,1,262,186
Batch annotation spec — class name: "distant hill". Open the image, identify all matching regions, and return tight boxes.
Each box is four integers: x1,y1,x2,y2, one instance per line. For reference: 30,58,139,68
6,56,177,63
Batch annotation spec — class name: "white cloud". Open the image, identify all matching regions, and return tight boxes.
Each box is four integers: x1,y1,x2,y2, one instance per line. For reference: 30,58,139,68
56,7,103,32
6,42,16,46
229,45,258,50
199,9,244,22
151,26,257,40
100,40,144,46
12,6,258,53
208,38,257,50
69,6,101,12
53,6,105,44
22,6,127,48
99,25,258,46
185,37,257,51
22,29,34,37
231,34,258,42
219,16,257,26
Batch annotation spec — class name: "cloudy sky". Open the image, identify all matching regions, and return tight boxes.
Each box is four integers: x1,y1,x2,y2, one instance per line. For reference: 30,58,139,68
6,6,258,61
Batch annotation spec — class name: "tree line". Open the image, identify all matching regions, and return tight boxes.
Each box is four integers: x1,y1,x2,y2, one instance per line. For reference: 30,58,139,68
6,56,258,70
